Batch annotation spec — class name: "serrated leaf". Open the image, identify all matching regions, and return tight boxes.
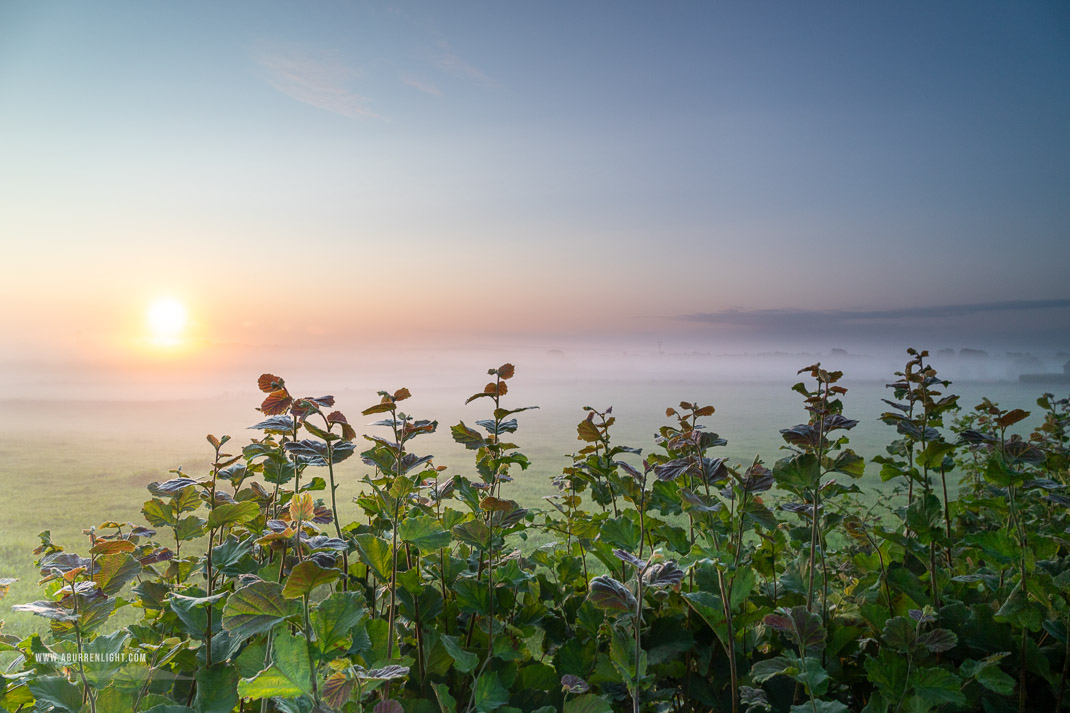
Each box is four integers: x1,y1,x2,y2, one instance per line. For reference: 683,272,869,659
917,628,957,653
311,591,365,654
93,553,142,596
588,575,636,613
354,534,393,581
282,560,340,599
399,516,452,552
28,675,83,713
441,634,479,673
236,630,311,699
452,520,492,550
563,695,613,713
472,671,509,712
206,501,260,531
222,581,292,641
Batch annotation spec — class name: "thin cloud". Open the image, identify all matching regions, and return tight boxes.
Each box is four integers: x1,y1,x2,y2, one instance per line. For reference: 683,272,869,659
400,73,443,97
679,299,1070,331
435,40,498,88
251,43,383,120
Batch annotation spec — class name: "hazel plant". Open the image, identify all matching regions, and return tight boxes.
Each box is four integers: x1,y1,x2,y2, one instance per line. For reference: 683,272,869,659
5,362,1070,713
772,364,863,618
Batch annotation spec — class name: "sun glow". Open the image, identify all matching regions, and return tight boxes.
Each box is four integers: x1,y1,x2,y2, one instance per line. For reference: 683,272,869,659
147,298,188,346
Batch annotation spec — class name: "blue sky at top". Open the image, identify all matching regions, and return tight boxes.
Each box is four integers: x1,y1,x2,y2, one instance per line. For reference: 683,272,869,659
1,1,1068,354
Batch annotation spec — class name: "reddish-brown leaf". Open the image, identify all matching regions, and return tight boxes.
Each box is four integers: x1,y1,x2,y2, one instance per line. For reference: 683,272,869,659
995,408,1030,429
260,390,293,416
90,540,135,556
497,363,515,380
258,374,285,393
393,387,411,402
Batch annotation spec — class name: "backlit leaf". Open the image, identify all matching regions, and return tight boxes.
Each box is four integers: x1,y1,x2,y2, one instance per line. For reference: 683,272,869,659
206,501,260,531
236,630,311,699
282,560,340,599
260,390,293,416
222,581,292,641
312,591,365,653
258,374,285,393
93,553,142,596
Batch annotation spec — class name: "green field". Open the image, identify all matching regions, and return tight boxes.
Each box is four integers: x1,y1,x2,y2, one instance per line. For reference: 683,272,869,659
0,375,1049,637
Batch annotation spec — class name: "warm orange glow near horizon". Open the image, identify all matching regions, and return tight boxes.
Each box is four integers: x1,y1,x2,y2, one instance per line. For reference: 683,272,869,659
147,298,189,347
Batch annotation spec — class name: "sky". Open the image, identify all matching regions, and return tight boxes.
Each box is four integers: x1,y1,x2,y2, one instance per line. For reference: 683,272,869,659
1,1,1069,391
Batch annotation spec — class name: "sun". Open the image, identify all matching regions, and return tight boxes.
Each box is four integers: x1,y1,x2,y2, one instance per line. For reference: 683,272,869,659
147,298,188,345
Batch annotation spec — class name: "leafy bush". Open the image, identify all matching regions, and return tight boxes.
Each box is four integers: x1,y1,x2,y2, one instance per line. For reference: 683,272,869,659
2,353,1069,713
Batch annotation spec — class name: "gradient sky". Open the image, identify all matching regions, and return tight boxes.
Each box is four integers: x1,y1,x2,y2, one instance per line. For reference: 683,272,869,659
2,1,1069,366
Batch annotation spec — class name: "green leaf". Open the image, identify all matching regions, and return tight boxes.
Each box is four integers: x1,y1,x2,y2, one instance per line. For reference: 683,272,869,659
793,657,829,696
195,665,240,713
143,498,177,527
28,675,83,713
773,453,820,493
433,683,458,713
683,591,728,647
789,702,847,713
83,629,131,687
440,634,479,673
222,581,293,641
960,656,1014,695
995,582,1044,631
399,516,452,552
211,535,256,577
472,671,509,713
92,553,142,596
95,687,135,713
577,419,601,443
206,501,260,531
963,531,1019,566
563,695,614,713
916,441,955,470
452,520,492,550
518,662,558,691
831,449,865,478
909,666,966,707
283,560,340,599
312,591,366,654
169,590,221,638
905,494,943,541
451,422,487,450
236,630,312,699
354,534,393,581
881,616,916,653
599,517,642,551
610,625,646,690
175,516,206,541
916,628,956,653
750,656,794,684
454,579,491,615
